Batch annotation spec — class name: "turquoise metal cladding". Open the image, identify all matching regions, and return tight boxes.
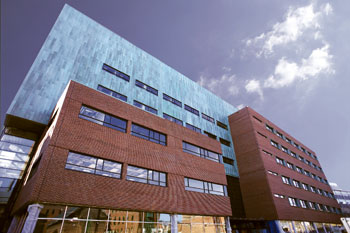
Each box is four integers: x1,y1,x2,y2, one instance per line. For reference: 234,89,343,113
6,5,238,177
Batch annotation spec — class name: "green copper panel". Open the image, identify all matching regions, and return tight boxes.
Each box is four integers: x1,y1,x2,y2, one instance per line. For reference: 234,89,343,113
7,5,239,177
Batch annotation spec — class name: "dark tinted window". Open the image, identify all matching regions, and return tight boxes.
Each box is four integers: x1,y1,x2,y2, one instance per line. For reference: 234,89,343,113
79,106,127,133
163,113,183,126
163,94,182,107
135,80,158,96
182,141,220,163
97,85,127,102
184,104,199,116
102,63,130,82
131,124,166,146
185,123,201,133
133,100,158,115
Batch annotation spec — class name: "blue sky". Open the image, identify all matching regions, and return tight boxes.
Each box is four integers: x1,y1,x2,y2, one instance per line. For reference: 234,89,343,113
1,0,349,190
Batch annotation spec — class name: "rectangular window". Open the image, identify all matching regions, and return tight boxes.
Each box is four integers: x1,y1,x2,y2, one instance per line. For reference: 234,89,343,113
302,183,309,191
65,152,122,179
182,141,220,163
135,80,158,96
267,170,278,176
257,132,267,138
266,124,274,132
270,140,278,148
79,106,127,133
97,85,127,102
282,176,291,185
163,93,182,107
131,123,166,146
290,151,297,158
184,177,227,196
203,131,217,140
308,202,316,210
275,157,284,166
163,113,183,126
253,116,262,123
276,131,283,139
185,123,201,133
317,203,324,211
274,194,285,199
102,63,130,82
298,156,304,162
285,137,292,144
295,166,303,173
281,146,289,154
288,197,297,207
217,121,228,130
184,104,199,116
310,186,316,193
292,180,301,188
294,142,299,149
126,165,166,187
262,150,273,157
303,170,310,177
300,200,307,208
301,147,307,153
202,113,215,123
317,188,323,195
223,157,234,165
133,100,158,115
286,162,294,170
219,138,231,147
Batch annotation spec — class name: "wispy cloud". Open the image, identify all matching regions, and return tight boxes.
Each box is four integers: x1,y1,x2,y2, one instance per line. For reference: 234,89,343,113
245,79,263,99
197,73,239,97
264,44,334,89
245,2,333,57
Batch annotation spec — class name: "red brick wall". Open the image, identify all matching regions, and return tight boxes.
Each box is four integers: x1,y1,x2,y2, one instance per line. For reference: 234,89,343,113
13,81,231,217
229,107,341,223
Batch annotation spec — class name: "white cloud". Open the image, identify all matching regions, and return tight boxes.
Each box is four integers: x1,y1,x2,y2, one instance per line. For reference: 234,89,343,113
236,104,245,110
197,73,239,97
264,44,333,89
245,3,332,57
245,79,263,99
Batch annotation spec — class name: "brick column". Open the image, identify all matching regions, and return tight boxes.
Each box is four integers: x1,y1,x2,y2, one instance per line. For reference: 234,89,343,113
21,204,43,233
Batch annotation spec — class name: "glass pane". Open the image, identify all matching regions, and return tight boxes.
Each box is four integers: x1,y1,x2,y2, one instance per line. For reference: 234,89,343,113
88,208,109,220
158,213,170,223
191,216,203,223
61,219,86,233
34,219,63,233
204,224,217,233
65,164,95,174
160,173,166,182
0,168,22,179
0,159,26,170
178,224,191,233
192,224,204,232
103,161,121,173
127,211,143,222
0,177,15,188
132,125,149,137
144,212,157,222
1,135,34,147
110,117,127,129
65,206,89,220
107,221,126,233
178,215,191,224
216,225,226,233
143,223,157,233
79,115,103,125
85,221,108,233
157,223,171,233
38,205,66,219
67,152,96,169
188,179,204,189
0,150,29,162
127,166,147,179
0,142,31,154
80,106,105,122
127,222,143,233
109,210,127,222
203,216,215,224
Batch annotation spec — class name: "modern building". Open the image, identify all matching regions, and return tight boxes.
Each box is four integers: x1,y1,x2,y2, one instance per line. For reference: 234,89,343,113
229,107,342,232
330,183,350,217
0,4,343,233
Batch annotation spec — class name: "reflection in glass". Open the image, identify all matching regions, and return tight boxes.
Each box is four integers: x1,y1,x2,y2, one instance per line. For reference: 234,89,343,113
34,219,63,233
61,219,86,233
85,221,108,233
65,206,89,220
88,208,109,220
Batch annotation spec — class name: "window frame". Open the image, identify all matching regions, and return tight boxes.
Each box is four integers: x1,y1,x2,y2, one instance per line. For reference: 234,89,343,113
102,63,130,82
